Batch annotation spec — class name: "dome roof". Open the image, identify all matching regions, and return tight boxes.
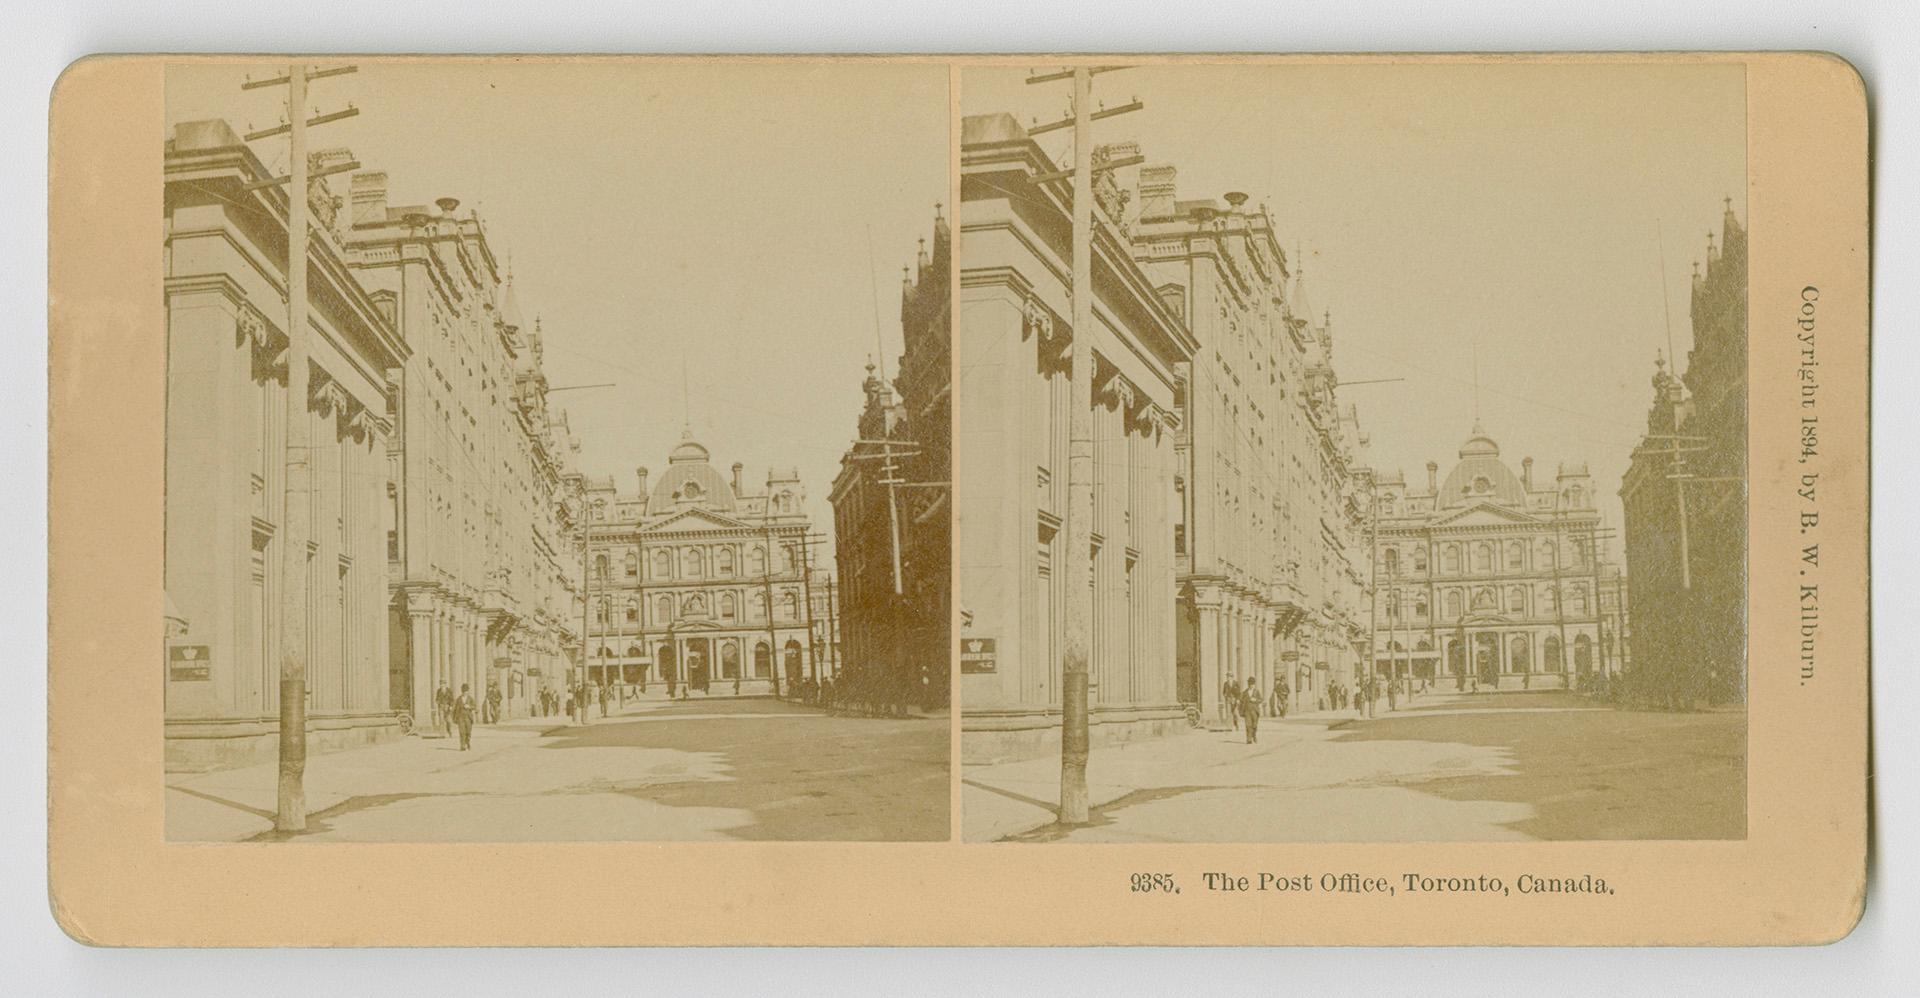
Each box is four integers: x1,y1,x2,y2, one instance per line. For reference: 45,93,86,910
1439,423,1528,508
650,432,735,512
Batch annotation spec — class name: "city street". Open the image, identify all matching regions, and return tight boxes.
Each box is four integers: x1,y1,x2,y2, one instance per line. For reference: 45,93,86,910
168,696,949,842
963,691,1745,843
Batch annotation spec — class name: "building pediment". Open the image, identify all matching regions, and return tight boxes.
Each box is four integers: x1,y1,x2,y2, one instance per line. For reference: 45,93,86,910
1429,503,1543,529
644,507,756,534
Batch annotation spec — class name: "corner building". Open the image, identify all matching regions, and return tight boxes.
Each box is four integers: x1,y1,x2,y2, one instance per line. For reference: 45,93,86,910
1621,202,1746,706
956,114,1196,763
1371,424,1626,689
163,121,405,769
831,207,952,708
578,436,817,694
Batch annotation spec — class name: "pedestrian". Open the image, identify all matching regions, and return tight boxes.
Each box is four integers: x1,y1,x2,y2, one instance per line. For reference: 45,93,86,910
599,683,610,718
453,683,476,750
1270,677,1284,717
435,682,453,736
1222,678,1239,729
486,683,503,724
1241,676,1262,744
1387,677,1399,712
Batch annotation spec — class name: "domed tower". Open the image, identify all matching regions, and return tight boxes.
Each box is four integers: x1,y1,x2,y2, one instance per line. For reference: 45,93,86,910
648,431,737,513
1439,422,1529,510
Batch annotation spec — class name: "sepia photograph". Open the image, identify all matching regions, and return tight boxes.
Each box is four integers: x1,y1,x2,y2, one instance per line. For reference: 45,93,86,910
159,60,952,842
956,62,1749,843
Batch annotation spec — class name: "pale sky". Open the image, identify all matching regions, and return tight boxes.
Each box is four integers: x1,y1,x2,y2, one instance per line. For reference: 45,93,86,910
963,62,1745,534
167,59,951,562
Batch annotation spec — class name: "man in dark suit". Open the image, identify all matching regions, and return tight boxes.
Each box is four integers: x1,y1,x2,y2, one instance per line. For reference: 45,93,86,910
453,683,476,751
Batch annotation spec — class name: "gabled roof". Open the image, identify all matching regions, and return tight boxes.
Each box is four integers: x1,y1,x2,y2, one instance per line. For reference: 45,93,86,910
643,506,757,534
1428,501,1544,529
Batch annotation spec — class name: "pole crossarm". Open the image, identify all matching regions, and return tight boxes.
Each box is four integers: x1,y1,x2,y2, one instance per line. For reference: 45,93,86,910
1027,99,1143,136
242,65,358,90
244,106,360,142
244,158,361,192
1030,153,1145,186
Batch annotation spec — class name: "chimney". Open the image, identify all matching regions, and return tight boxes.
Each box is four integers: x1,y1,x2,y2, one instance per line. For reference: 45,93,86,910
731,462,744,496
1426,460,1439,493
1138,164,1177,220
1522,457,1534,489
636,466,649,495
350,171,389,227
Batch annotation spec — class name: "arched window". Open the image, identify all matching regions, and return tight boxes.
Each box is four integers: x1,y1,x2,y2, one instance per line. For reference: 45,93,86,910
1572,584,1589,614
624,551,638,577
625,598,639,623
1443,545,1460,574
748,546,766,576
751,591,767,620
1414,597,1429,619
716,548,735,576
1445,590,1463,619
1385,590,1400,620
1574,634,1594,672
1509,635,1531,672
594,553,610,582
753,642,772,678
1540,540,1557,568
1568,486,1585,508
777,491,795,513
654,595,672,623
1473,543,1492,573
1413,546,1428,572
683,547,705,579
781,591,798,620
1544,635,1564,671
626,644,643,658
721,641,740,679
1383,548,1400,576
1543,585,1560,611
720,592,737,620
1508,585,1526,614
593,599,608,624
652,549,673,579
1506,540,1525,570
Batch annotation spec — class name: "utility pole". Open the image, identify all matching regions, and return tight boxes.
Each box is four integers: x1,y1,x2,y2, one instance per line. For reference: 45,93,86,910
244,62,359,833
795,531,827,684
825,576,840,679
576,491,601,725
761,515,782,696
1025,64,1139,825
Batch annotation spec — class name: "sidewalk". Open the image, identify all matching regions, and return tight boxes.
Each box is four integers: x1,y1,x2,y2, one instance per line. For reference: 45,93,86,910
961,702,1537,842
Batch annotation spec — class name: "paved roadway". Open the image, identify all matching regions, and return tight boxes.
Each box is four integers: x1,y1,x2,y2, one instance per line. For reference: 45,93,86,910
167,696,949,842
964,691,1744,843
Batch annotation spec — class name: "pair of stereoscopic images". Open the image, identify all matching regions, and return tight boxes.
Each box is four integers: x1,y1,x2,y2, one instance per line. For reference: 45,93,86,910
160,59,1750,847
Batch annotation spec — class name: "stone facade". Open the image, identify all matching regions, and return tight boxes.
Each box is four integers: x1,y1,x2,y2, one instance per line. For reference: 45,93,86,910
1127,166,1368,723
343,176,578,729
578,437,817,695
163,121,406,770
957,114,1196,763
1621,202,1747,706
831,206,951,709
1371,425,1627,690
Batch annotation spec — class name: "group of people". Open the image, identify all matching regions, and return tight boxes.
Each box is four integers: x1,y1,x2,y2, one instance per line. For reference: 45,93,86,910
780,671,931,718
1214,672,1417,742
